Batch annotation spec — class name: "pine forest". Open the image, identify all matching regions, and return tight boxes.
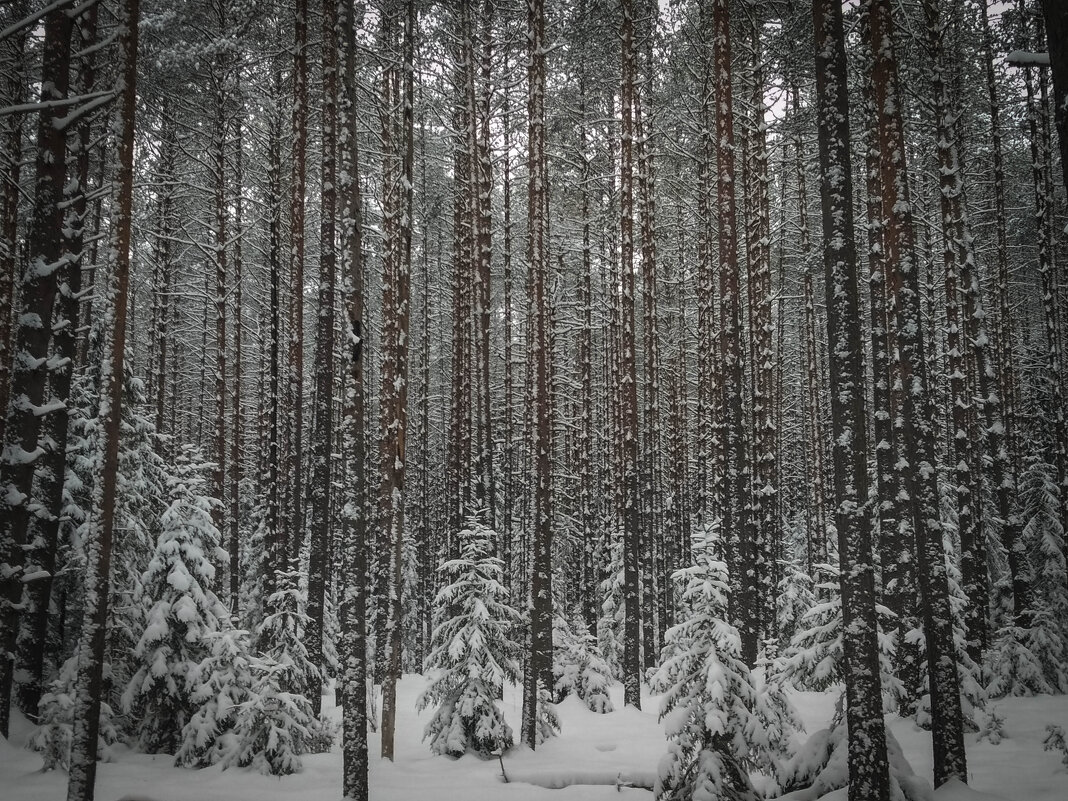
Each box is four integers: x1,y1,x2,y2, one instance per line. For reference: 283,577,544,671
1,1,1067,801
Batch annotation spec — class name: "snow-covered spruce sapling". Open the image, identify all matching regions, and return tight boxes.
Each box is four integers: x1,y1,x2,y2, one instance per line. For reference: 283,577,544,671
552,612,614,712
775,556,816,646
977,707,1006,745
1043,724,1068,768
596,530,625,679
226,570,326,775
121,448,230,754
27,656,118,771
175,628,254,768
777,562,904,713
418,521,522,758
650,546,798,801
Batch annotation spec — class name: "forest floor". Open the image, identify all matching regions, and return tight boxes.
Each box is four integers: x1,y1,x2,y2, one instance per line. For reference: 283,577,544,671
2,676,1065,801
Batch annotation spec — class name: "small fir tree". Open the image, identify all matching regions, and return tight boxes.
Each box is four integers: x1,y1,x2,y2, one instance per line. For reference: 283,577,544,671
776,557,816,645
27,656,118,771
651,541,798,801
227,568,324,775
175,628,254,767
121,447,229,754
418,520,522,758
552,611,614,712
777,564,904,712
988,459,1067,696
596,530,625,678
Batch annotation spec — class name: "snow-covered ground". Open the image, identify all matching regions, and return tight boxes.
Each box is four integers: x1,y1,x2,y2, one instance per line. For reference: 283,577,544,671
3,677,1065,801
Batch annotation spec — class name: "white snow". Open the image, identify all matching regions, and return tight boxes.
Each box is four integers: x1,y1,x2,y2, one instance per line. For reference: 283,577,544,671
2,677,1065,801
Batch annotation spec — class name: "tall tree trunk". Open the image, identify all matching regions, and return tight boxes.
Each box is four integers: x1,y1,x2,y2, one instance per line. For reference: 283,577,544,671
619,0,643,707
1038,0,1068,197
379,0,415,761
0,0,29,451
810,1,891,799
229,100,245,613
338,0,368,789
16,2,98,718
66,0,139,795
306,0,340,717
521,0,554,747
288,0,309,562
0,3,74,737
866,0,967,785
262,62,287,622
339,0,369,794
711,0,755,666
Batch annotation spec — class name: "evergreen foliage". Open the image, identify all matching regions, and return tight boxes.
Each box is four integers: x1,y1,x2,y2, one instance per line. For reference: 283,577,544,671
650,543,798,801
418,521,521,758
596,531,624,678
175,628,253,768
777,564,904,712
227,569,324,774
552,612,614,712
27,655,118,771
122,447,229,754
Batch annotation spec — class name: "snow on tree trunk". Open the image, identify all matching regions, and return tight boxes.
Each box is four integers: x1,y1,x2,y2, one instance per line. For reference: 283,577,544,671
66,1,139,797
810,0,893,798
0,3,74,737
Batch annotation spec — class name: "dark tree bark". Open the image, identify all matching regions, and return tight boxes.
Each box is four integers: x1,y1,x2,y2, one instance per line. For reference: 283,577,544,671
305,0,340,717
379,0,415,761
16,1,98,718
866,0,967,785
66,0,139,796
710,0,755,666
521,0,554,747
619,0,643,706
0,2,74,737
1038,0,1068,196
288,0,309,562
0,0,29,452
338,0,368,794
810,0,891,799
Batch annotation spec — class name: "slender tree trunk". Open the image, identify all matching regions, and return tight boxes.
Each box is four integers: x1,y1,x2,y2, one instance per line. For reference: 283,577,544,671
306,0,340,717
288,0,309,562
380,0,415,760
229,101,245,613
66,0,139,796
338,0,368,791
810,1,890,799
618,0,643,707
521,0,554,747
262,62,287,620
